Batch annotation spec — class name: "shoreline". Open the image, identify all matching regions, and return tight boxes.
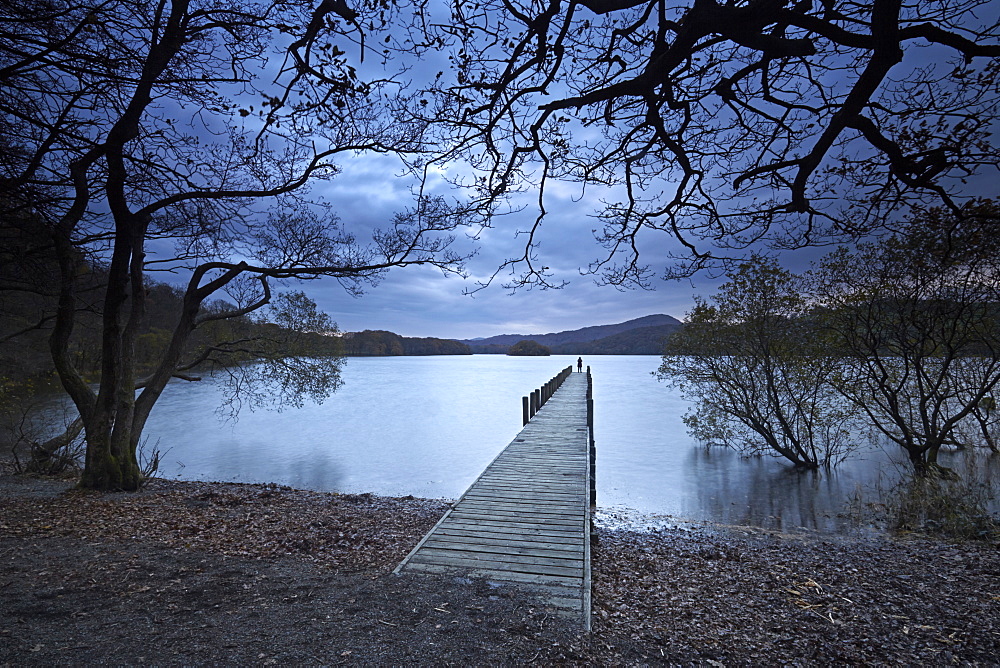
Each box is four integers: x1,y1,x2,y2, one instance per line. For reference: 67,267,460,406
2,472,998,664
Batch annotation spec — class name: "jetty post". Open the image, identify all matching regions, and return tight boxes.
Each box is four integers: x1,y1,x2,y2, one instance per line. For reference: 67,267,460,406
587,366,595,507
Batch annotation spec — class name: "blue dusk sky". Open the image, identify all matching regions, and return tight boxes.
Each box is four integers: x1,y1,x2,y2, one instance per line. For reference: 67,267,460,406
289,151,706,340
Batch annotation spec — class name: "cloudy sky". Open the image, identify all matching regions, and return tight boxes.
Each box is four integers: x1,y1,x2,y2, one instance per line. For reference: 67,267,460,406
125,10,736,342
298,150,733,340
317,261,705,340
172,12,731,342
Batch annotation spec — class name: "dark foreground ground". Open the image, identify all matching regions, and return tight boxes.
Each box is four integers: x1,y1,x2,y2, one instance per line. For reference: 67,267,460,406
1,473,998,665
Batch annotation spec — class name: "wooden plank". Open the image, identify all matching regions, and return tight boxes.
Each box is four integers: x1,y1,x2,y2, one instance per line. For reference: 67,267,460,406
480,472,582,480
472,483,582,491
447,510,582,526
457,500,583,513
436,523,582,539
476,473,583,482
440,517,584,532
458,501,583,513
463,488,585,499
402,562,582,589
475,477,583,486
451,503,584,517
450,511,582,524
409,550,582,576
431,531,584,549
472,477,583,486
489,460,585,467
415,546,584,570
469,488,582,497
476,472,583,479
423,537,584,559
495,453,587,462
454,503,584,515
464,488,584,500
476,465,583,472
493,455,586,463
543,597,585,612
464,485,587,503
452,510,582,523
462,488,587,503
438,516,581,530
475,475,582,483
429,532,584,553
497,460,580,466
473,479,582,488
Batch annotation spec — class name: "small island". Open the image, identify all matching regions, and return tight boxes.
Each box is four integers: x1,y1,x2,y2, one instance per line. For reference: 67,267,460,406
506,339,552,356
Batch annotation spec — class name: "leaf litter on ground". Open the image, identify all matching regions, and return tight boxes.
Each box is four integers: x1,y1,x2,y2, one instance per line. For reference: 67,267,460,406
1,472,999,664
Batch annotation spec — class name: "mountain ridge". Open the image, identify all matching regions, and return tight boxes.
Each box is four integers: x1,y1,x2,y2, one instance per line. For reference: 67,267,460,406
455,314,681,348
549,323,680,355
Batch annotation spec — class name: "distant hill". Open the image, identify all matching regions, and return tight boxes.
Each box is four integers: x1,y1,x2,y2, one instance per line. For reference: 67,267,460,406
549,324,681,355
338,314,684,357
459,314,682,355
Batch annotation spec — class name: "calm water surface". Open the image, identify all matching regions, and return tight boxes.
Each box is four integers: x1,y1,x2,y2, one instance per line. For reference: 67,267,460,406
40,355,958,532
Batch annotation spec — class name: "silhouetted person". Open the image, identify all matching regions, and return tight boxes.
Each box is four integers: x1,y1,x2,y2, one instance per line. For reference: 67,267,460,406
577,357,583,372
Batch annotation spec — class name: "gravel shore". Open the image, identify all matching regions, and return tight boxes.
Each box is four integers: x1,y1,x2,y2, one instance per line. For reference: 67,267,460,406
1,473,998,665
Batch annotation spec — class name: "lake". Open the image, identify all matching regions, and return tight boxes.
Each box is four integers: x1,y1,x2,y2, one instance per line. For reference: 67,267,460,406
92,353,923,533
32,354,975,532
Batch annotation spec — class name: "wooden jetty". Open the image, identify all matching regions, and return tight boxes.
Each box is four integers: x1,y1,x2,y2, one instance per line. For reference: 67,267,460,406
395,368,593,629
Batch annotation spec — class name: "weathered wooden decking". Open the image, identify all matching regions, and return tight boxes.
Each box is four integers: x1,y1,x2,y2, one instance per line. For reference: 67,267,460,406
395,371,592,628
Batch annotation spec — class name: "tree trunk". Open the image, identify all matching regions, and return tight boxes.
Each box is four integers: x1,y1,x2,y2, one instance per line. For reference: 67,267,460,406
909,441,955,479
974,412,998,452
80,429,141,490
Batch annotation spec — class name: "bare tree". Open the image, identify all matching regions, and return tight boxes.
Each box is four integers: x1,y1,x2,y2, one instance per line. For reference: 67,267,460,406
811,201,1000,474
428,0,1000,286
658,256,860,468
0,0,472,490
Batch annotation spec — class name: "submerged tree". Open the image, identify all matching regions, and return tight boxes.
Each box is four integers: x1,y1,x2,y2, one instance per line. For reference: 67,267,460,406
659,256,859,468
663,203,1000,473
811,201,1000,474
430,0,1000,286
0,0,472,490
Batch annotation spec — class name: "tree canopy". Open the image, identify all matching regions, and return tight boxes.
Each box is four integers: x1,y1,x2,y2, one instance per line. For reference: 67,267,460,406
659,256,860,468
340,330,471,356
811,201,1000,473
427,0,1000,286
